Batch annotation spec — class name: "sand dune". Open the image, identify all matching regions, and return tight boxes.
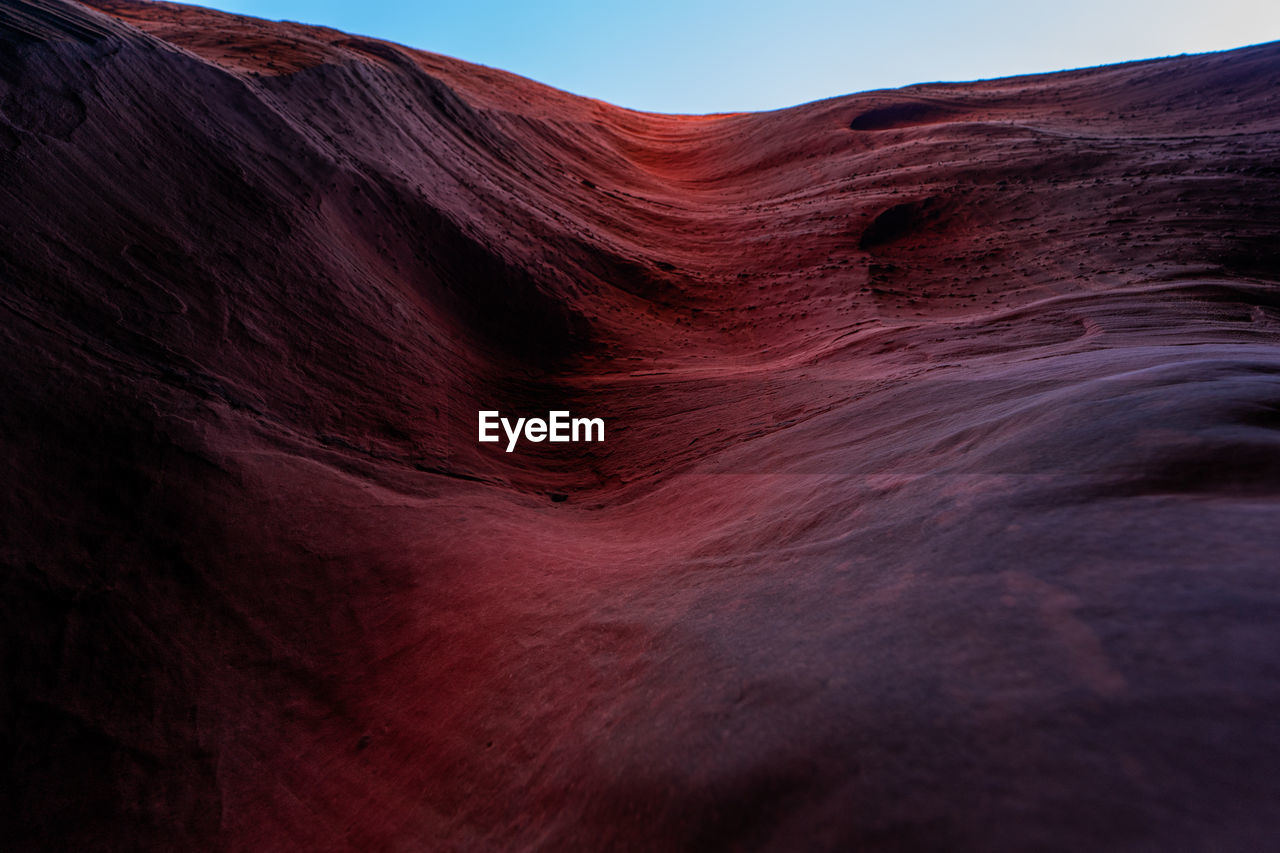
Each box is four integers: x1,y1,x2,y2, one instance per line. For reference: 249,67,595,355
3,0,1280,848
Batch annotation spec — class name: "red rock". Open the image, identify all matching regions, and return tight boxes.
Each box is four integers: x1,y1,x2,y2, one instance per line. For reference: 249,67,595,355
3,1,1280,848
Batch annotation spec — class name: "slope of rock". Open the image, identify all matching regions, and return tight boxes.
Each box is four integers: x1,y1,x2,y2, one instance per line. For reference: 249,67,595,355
3,1,1280,848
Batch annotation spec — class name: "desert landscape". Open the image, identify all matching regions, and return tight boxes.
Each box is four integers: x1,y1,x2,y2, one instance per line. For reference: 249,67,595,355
3,0,1280,848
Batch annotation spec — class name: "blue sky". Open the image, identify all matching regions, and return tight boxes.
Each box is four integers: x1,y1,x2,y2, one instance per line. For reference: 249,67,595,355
200,0,1280,113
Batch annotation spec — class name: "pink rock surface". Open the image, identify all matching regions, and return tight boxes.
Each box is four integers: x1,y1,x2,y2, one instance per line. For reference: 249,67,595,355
3,1,1280,848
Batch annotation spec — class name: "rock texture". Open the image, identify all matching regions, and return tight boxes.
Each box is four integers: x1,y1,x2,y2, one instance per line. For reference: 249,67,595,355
3,1,1280,849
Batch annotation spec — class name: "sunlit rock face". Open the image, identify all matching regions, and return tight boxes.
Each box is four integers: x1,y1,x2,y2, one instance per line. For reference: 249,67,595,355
3,1,1280,848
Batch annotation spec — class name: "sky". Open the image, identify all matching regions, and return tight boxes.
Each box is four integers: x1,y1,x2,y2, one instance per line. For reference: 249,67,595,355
199,0,1280,114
